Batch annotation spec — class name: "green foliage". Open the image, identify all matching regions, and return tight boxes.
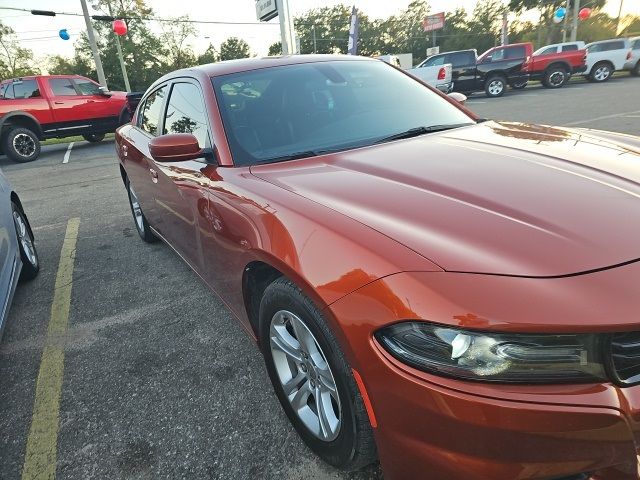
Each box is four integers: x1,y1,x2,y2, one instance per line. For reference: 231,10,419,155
197,44,218,65
268,42,282,56
219,37,251,61
0,21,40,79
160,16,197,70
48,52,95,79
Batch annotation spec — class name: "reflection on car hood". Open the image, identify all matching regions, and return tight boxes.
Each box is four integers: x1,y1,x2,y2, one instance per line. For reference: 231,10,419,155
251,121,640,277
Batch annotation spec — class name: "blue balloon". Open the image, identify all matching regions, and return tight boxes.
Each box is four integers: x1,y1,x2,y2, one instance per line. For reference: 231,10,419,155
555,7,566,18
59,29,70,40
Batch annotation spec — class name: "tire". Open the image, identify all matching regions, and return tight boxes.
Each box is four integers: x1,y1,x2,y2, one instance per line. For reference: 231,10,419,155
510,80,528,89
590,62,613,82
485,75,506,97
543,65,568,88
2,127,41,163
82,133,105,143
126,179,157,243
119,107,131,125
632,61,640,77
259,277,376,471
12,202,39,281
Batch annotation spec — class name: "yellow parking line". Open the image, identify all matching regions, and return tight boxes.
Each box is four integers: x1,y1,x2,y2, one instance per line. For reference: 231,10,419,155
22,217,80,480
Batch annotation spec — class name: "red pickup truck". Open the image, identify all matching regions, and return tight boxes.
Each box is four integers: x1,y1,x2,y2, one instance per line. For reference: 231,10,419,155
0,74,129,162
521,44,587,88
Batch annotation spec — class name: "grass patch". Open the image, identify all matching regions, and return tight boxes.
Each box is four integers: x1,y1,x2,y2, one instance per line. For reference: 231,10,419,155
42,133,115,146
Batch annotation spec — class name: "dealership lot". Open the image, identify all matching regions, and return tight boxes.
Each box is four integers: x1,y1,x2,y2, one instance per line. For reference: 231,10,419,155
0,76,638,480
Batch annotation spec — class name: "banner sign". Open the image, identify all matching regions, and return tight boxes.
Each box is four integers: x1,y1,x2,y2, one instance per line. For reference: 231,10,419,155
256,0,278,22
423,12,445,32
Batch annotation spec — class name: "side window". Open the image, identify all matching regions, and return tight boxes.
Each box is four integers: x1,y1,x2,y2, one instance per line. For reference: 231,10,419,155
449,52,476,68
490,48,505,61
562,44,578,51
632,39,640,49
49,78,78,96
604,41,625,51
505,46,526,59
13,80,40,99
139,86,167,136
423,55,445,67
164,82,208,148
74,79,102,95
539,46,558,55
587,43,602,53
2,83,14,99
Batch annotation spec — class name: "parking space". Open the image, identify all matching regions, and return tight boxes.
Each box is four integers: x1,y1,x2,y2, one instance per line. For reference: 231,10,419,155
0,76,638,480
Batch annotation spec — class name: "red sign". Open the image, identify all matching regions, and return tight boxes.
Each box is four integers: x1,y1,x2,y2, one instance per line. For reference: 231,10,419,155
423,12,445,32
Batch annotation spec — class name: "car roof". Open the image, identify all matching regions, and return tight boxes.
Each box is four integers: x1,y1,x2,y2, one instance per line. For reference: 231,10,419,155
586,38,628,45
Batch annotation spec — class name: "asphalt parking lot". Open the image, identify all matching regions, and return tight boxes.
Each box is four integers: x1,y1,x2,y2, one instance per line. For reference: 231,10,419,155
0,75,638,480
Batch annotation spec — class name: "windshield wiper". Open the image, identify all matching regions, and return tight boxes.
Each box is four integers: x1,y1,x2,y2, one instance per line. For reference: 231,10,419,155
374,123,473,144
257,150,319,164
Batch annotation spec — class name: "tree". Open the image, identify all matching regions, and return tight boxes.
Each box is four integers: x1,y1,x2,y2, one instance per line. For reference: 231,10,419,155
161,16,197,70
219,37,251,61
465,0,503,54
268,42,282,56
197,44,218,64
0,21,40,79
48,52,94,79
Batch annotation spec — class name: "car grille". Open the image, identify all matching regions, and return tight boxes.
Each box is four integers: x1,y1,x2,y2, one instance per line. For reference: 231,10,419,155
610,332,640,386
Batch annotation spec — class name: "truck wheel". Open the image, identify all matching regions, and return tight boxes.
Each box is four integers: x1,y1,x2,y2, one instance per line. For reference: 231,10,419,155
2,127,41,163
590,62,613,82
485,75,506,97
543,66,568,88
82,133,105,143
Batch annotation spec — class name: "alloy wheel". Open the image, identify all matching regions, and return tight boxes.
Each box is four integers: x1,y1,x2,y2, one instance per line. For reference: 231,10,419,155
488,80,503,96
128,185,145,233
594,66,610,81
549,71,565,87
13,211,37,268
13,133,36,158
269,310,341,442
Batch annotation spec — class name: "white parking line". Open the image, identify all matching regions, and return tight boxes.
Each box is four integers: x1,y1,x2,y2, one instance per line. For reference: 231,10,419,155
62,142,74,164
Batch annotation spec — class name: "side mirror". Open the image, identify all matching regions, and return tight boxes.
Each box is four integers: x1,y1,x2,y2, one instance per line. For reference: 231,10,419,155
149,133,203,162
448,92,467,105
98,86,112,97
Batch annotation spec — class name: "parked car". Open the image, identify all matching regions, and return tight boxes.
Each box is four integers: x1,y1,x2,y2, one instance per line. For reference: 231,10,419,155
523,41,587,88
584,38,633,82
116,54,640,480
406,62,453,92
623,36,640,75
0,74,129,163
418,43,532,97
0,169,39,340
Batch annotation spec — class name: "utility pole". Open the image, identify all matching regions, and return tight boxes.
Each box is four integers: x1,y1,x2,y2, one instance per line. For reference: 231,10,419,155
562,0,570,42
80,0,108,89
276,0,296,55
107,1,130,91
616,0,624,34
570,0,580,41
312,25,317,53
501,10,509,45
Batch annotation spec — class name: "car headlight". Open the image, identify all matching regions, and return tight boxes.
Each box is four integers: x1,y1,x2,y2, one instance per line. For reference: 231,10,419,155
375,322,608,383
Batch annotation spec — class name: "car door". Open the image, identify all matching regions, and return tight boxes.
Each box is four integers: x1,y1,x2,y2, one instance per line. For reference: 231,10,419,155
125,84,169,232
46,78,95,134
71,77,120,131
501,45,528,82
150,79,213,271
449,51,477,92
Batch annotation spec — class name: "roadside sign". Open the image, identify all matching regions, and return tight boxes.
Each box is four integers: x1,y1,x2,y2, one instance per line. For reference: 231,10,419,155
256,0,278,22
426,46,440,56
423,12,445,32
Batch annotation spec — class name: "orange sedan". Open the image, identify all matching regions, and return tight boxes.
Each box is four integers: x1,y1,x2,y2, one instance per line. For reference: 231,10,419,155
116,55,640,480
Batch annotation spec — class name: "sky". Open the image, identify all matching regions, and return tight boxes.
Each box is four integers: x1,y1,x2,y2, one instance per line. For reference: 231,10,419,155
1,0,637,61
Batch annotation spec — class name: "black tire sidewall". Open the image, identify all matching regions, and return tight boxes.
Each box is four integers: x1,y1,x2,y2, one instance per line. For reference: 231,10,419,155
545,67,567,88
126,180,156,243
83,133,105,143
259,279,366,469
11,202,39,281
3,128,40,163
485,76,506,97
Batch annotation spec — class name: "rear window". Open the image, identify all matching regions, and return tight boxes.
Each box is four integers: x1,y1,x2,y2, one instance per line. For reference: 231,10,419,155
49,78,77,96
588,41,626,52
422,55,445,67
450,51,475,67
505,46,526,59
562,44,578,51
535,46,558,56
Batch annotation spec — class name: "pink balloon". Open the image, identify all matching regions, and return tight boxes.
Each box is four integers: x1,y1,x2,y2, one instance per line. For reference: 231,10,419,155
578,8,591,20
112,19,127,36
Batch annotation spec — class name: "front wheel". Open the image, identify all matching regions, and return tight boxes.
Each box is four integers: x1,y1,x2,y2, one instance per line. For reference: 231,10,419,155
260,278,376,471
590,62,613,82
126,180,157,243
12,202,39,281
485,76,506,97
82,133,105,143
2,127,41,163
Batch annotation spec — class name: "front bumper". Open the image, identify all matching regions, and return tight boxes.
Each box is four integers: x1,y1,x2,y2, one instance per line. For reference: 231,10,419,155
327,264,640,480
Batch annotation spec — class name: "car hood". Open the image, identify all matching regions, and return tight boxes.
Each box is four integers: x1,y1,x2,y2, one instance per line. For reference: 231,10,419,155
250,121,640,277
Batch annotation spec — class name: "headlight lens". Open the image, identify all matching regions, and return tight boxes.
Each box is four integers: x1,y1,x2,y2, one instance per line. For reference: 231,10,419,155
375,322,607,383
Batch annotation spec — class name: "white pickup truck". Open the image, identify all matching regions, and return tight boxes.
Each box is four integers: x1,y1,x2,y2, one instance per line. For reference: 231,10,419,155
407,62,454,93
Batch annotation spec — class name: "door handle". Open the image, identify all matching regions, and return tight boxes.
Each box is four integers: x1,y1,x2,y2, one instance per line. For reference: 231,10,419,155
149,168,158,183
54,101,64,104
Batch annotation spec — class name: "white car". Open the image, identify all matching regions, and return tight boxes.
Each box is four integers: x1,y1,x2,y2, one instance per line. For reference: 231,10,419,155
407,62,454,93
623,36,640,76
584,38,633,82
532,41,585,56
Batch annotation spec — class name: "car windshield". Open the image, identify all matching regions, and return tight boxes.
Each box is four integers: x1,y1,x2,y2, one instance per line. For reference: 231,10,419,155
211,60,473,166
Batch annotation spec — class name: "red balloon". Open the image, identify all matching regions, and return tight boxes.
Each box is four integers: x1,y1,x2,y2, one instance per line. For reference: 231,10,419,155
112,19,127,36
578,8,591,20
